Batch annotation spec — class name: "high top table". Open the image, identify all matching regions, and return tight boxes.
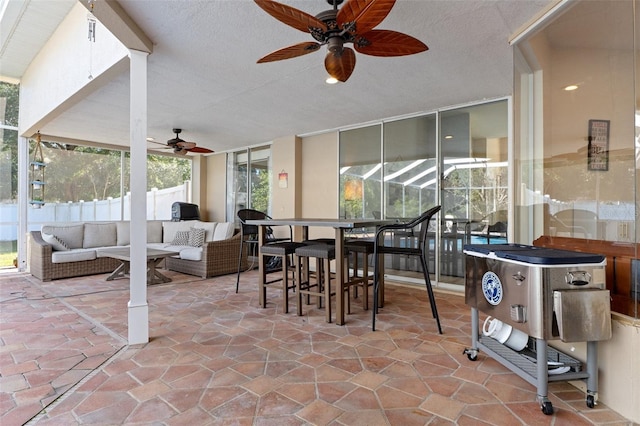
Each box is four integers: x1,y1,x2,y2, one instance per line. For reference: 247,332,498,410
246,218,396,325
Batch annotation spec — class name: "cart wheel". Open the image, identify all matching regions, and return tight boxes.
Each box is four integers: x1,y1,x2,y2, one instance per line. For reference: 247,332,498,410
541,401,554,415
586,395,595,408
462,348,478,361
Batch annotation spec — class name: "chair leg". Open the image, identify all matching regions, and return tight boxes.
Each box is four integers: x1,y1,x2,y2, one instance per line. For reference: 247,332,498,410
236,240,244,293
296,255,304,316
323,258,332,323
361,252,370,311
372,250,380,331
352,252,360,302
343,254,351,315
282,256,289,314
420,255,442,334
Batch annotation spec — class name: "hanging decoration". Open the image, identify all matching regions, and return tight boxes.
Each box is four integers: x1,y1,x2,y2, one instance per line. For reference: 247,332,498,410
29,132,46,208
87,0,96,79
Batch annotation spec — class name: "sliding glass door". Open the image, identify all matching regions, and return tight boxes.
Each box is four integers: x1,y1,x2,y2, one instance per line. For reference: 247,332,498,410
439,101,509,282
226,145,272,222
338,99,510,287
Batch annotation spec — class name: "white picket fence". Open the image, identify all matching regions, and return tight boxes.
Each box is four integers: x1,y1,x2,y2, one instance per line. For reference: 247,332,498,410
0,184,189,241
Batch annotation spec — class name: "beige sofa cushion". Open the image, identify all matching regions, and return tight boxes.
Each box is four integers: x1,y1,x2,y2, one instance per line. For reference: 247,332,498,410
41,224,84,249
213,222,235,241
51,248,97,263
192,221,217,242
162,220,198,243
148,221,163,243
116,221,164,245
116,222,129,245
179,247,203,261
83,223,117,248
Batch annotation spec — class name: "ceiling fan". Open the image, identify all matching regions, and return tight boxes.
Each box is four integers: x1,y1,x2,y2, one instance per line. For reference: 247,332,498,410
153,129,214,155
254,0,428,82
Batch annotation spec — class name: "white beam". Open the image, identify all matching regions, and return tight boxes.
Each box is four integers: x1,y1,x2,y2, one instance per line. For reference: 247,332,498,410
80,0,153,53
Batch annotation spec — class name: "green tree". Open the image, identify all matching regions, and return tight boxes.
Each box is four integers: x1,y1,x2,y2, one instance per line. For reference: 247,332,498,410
0,82,20,202
251,169,270,213
31,143,191,203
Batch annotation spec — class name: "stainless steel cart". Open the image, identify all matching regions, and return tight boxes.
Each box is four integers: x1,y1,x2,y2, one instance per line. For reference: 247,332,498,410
462,244,612,415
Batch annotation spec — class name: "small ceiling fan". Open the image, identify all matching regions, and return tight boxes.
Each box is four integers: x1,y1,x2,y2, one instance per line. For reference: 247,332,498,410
153,129,214,155
254,0,428,82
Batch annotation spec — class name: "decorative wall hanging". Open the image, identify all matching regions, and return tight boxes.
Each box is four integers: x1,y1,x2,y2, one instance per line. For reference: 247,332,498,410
587,119,609,171
29,132,46,208
278,170,288,188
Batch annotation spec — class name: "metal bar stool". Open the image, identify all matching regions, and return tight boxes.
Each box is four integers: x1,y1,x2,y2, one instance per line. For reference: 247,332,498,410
236,208,291,293
345,239,375,312
294,244,349,323
372,206,443,333
259,241,306,313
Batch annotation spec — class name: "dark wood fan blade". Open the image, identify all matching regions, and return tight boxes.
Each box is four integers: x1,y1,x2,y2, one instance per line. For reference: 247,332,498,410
354,29,428,57
254,0,327,33
258,42,321,63
148,139,171,147
177,141,196,150
325,47,356,82
188,146,214,154
337,0,395,34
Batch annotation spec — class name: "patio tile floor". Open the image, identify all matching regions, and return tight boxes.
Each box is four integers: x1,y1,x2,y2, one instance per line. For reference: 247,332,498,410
0,269,635,425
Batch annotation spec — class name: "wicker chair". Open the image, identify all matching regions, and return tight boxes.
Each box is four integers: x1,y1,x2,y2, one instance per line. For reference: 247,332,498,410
165,231,245,279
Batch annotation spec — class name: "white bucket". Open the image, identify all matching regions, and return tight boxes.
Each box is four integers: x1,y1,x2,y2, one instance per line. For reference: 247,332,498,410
482,316,528,351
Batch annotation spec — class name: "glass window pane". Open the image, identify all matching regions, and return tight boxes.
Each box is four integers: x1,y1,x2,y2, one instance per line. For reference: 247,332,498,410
227,146,272,223
339,125,382,219
147,153,191,220
383,115,437,219
0,82,19,267
440,100,509,281
250,146,272,214
514,0,637,317
25,143,190,223
0,82,19,127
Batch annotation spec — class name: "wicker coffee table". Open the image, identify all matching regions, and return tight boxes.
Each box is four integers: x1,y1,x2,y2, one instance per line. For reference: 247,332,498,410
97,247,179,284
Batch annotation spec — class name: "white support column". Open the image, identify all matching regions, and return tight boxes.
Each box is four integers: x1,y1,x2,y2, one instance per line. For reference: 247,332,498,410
128,49,149,344
17,136,28,271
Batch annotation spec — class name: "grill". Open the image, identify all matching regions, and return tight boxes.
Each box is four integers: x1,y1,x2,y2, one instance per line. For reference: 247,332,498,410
463,244,611,415
171,202,200,221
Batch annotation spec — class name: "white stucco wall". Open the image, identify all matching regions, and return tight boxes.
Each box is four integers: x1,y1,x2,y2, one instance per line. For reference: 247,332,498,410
18,3,127,135
301,132,338,241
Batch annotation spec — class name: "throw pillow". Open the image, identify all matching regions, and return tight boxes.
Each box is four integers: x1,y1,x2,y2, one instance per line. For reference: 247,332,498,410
188,227,206,247
42,233,70,251
172,230,190,246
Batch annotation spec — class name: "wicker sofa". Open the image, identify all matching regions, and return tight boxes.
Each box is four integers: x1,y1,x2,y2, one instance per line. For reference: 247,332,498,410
28,220,247,281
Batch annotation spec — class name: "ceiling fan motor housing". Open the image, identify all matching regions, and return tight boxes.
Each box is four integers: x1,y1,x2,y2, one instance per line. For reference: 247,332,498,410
167,128,184,147
327,36,344,54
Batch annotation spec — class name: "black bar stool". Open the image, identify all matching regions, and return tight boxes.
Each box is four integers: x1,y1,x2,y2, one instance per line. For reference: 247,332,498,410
345,239,375,312
372,206,443,333
294,244,349,323
236,208,292,293
260,241,306,313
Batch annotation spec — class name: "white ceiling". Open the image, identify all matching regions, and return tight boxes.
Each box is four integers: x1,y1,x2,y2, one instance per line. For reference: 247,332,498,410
1,0,553,153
